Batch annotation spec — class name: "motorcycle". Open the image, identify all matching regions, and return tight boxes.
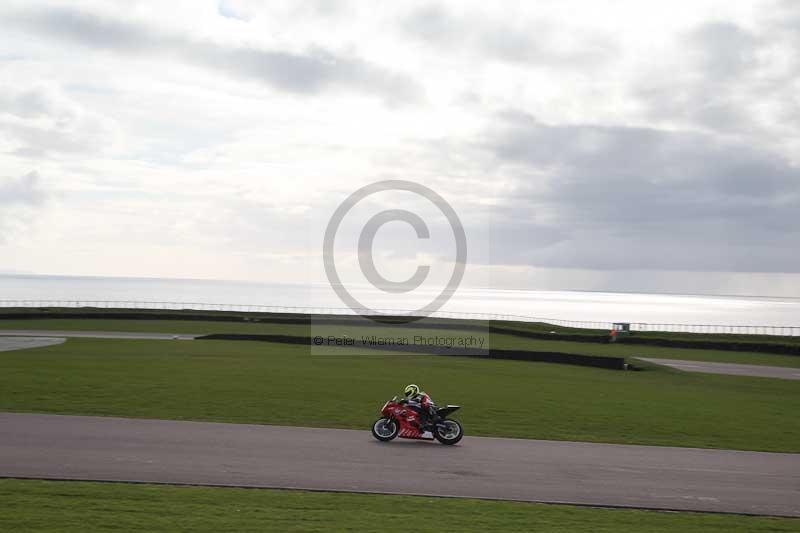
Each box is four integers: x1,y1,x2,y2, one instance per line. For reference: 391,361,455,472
371,396,464,445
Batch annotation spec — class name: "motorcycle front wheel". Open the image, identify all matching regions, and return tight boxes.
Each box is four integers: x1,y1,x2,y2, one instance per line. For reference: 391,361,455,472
371,417,399,442
434,419,463,445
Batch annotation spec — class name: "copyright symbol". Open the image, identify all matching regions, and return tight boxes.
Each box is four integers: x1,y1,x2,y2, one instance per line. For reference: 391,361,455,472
313,336,324,345
323,180,467,324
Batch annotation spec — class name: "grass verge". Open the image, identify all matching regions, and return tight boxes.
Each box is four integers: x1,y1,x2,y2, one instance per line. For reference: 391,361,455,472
0,479,797,532
1,338,798,451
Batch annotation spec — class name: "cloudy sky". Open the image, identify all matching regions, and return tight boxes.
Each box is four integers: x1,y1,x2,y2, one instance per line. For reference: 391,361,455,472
1,0,799,296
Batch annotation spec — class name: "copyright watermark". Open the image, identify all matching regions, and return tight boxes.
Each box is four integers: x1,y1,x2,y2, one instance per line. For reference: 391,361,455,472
313,335,487,349
322,180,467,323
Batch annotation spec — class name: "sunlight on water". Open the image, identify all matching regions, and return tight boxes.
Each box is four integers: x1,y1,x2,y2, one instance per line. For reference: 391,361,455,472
2,274,798,329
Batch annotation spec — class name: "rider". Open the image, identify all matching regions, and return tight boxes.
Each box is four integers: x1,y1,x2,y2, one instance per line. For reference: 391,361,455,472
403,384,436,430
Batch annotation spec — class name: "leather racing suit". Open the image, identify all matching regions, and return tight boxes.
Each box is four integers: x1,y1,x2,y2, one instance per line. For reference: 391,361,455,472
406,392,436,430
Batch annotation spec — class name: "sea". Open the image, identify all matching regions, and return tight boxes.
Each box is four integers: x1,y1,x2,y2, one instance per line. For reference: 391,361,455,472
0,274,798,330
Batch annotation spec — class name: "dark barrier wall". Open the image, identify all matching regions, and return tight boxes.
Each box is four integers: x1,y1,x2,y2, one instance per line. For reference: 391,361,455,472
197,333,627,370
490,326,800,355
616,336,800,356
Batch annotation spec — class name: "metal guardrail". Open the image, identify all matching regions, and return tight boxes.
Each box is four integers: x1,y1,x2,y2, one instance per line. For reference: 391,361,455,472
0,300,798,337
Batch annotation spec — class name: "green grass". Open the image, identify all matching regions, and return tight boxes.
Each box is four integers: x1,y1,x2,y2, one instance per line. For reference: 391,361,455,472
3,318,799,367
1,338,798,452
1,479,797,532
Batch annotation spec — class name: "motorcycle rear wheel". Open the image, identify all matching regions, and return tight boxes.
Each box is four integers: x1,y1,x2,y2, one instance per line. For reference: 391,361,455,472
434,419,463,445
371,417,399,442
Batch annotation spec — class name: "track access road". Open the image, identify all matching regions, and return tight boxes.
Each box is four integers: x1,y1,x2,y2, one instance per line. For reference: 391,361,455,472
637,357,800,380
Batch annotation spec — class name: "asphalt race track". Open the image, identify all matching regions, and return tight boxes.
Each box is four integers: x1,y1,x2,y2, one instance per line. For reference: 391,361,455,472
0,336,65,352
638,357,800,380
1,413,798,517
0,330,197,340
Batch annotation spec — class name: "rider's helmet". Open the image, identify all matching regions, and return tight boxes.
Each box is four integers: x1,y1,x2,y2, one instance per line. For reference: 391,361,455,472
404,384,420,397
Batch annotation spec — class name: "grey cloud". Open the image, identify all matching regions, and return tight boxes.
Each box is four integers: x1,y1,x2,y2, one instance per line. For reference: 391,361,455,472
479,112,800,273
196,43,421,100
687,22,758,81
3,121,100,157
402,5,453,44
0,171,47,243
15,7,161,53
636,17,800,135
769,0,800,47
0,86,114,157
0,87,72,120
402,4,615,67
8,7,422,104
0,171,46,206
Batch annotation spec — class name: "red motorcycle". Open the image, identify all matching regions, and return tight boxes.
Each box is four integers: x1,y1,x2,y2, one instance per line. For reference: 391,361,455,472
371,396,464,445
